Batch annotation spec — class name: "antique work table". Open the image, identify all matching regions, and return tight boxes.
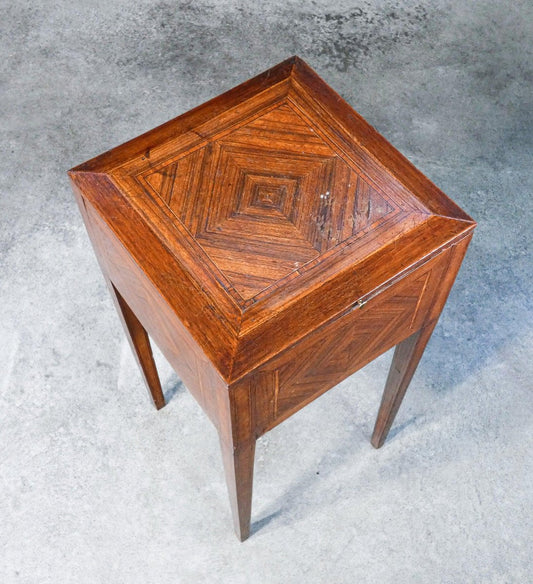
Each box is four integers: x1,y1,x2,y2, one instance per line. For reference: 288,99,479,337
69,57,476,541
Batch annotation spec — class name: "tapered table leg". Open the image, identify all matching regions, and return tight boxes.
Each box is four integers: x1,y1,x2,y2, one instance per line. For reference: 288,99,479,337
219,436,256,541
371,323,437,449
109,283,166,410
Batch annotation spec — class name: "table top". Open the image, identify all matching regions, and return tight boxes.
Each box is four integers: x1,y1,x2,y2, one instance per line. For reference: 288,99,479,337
70,57,475,381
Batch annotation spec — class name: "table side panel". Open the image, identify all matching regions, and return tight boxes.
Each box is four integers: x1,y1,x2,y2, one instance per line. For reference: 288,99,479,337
80,195,229,430
248,243,457,435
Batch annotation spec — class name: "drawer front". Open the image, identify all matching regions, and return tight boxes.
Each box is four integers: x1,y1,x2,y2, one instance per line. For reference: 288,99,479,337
251,247,451,434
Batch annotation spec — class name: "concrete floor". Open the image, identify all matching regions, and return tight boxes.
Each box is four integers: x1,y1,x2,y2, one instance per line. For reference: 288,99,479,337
1,0,532,582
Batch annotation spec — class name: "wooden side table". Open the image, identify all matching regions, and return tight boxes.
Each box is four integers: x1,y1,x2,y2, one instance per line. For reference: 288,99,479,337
69,57,476,541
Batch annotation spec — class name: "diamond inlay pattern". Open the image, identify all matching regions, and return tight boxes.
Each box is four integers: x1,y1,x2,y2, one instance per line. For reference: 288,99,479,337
143,103,396,300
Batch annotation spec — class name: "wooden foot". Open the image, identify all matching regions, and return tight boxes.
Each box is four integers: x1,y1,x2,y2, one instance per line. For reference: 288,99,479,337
219,436,256,541
109,283,166,410
371,323,436,449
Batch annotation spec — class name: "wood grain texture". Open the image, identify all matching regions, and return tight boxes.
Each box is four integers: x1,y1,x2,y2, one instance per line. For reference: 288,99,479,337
139,102,396,300
111,284,166,410
371,325,436,449
69,56,476,540
219,437,255,542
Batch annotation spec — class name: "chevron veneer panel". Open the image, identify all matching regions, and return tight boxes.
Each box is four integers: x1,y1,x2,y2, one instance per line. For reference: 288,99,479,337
248,246,450,435
139,103,397,300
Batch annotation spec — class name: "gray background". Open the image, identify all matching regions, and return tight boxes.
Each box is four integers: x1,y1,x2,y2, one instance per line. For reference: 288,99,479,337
1,1,532,582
